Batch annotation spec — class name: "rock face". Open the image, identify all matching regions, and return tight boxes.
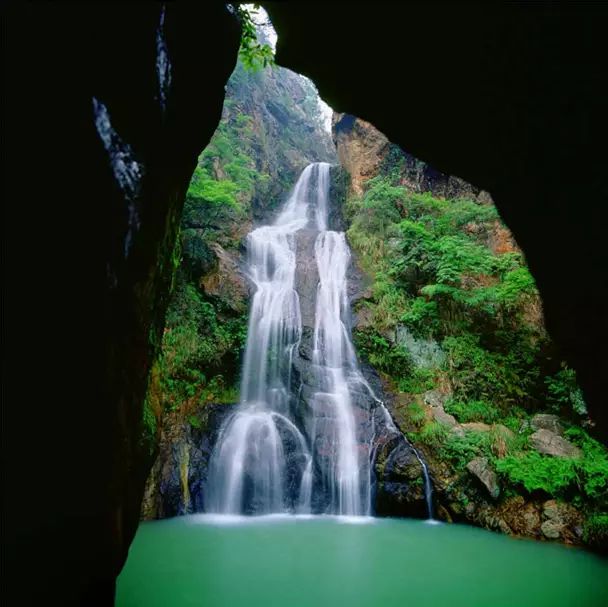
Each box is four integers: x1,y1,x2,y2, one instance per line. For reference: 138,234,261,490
142,404,236,519
267,3,608,442
466,457,500,499
5,4,240,605
333,113,490,202
145,163,429,520
200,244,248,313
529,429,582,458
530,414,564,436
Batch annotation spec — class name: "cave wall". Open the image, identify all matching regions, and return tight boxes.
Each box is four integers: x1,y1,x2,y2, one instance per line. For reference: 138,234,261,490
3,2,607,605
4,4,240,605
265,2,608,439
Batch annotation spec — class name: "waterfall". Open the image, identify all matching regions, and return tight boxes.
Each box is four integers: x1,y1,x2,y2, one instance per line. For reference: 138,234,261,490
206,162,371,516
311,231,367,515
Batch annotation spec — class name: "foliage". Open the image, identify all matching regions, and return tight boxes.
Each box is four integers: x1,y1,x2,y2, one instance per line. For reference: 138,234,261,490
188,415,203,430
405,401,427,428
141,396,158,453
345,163,602,532
397,367,436,394
412,421,448,448
354,328,413,378
440,429,492,469
495,452,579,496
187,167,240,207
444,398,500,424
583,513,608,546
160,280,247,410
546,365,587,416
235,4,275,71
564,427,608,504
496,427,608,506
443,334,538,407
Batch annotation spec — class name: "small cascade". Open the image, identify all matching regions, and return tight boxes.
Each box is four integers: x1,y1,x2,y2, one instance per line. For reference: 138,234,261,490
412,449,434,520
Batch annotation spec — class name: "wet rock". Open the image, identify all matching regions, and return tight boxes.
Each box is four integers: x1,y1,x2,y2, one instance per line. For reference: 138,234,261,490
374,432,429,518
466,457,500,499
297,327,315,361
542,499,583,543
141,403,236,519
530,414,564,436
529,429,581,458
294,229,320,329
541,519,562,539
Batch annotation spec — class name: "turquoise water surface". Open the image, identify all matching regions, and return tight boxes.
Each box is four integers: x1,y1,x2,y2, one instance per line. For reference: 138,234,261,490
117,515,607,607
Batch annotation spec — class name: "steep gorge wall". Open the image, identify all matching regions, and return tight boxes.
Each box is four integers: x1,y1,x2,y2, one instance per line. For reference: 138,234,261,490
333,114,607,550
5,5,241,604
141,60,336,519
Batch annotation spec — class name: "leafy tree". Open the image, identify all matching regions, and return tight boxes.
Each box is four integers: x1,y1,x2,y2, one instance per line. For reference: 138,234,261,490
234,4,275,71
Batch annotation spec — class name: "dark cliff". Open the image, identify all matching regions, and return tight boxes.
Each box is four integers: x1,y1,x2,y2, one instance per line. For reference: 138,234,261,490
4,4,240,605
4,3,608,604
266,3,608,441
141,56,336,520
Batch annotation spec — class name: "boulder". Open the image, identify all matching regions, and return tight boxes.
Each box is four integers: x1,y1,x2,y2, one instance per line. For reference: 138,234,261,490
541,519,562,539
423,390,447,409
530,414,564,436
539,500,584,544
462,422,492,433
432,407,457,428
529,429,581,458
466,456,500,499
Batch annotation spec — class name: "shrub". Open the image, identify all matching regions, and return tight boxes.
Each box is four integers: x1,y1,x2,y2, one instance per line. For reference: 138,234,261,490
583,513,608,546
414,421,449,447
398,367,436,394
353,328,412,378
495,452,579,496
440,429,492,469
545,365,587,416
445,398,500,424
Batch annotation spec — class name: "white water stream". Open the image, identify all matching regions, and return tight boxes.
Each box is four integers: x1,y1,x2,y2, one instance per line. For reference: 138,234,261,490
207,162,432,517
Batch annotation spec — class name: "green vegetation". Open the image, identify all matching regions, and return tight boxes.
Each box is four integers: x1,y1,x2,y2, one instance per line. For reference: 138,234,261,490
495,428,608,506
143,14,332,431
235,4,275,71
583,512,608,546
347,164,608,534
159,280,247,410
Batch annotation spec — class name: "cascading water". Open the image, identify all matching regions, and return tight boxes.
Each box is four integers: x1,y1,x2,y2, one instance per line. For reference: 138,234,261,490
207,161,429,517
206,164,316,514
310,230,368,515
207,162,370,515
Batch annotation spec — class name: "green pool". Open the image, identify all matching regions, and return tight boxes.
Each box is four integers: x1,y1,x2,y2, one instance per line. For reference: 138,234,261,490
117,515,607,607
